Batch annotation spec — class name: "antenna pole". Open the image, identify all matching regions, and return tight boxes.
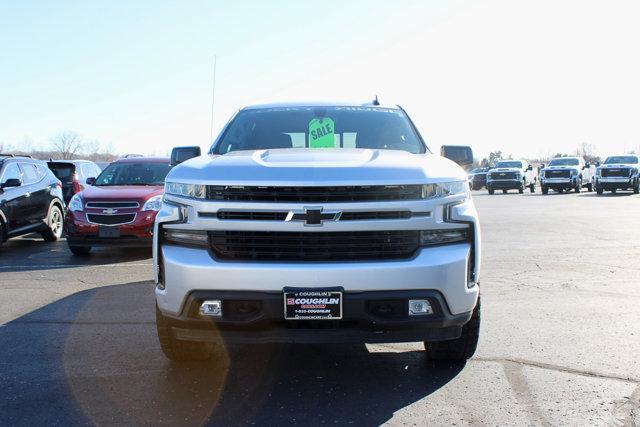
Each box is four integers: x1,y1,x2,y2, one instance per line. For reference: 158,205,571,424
209,55,217,143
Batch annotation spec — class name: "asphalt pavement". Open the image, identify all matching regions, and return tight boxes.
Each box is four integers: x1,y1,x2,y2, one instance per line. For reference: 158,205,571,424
1,189,639,426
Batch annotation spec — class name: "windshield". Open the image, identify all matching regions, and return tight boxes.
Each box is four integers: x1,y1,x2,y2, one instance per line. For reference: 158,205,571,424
495,161,523,168
604,156,638,164
548,158,580,166
213,106,426,154
95,162,171,186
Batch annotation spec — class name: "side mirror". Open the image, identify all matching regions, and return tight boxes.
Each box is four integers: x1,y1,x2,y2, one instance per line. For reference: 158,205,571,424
527,165,533,171
1,178,22,189
171,146,201,166
540,164,545,169
440,145,473,170
86,177,96,186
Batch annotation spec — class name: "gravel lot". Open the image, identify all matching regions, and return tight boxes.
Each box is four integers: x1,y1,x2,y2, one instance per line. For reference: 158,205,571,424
1,190,639,426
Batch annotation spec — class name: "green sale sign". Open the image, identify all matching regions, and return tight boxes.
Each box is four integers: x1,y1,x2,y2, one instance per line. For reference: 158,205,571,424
308,117,335,148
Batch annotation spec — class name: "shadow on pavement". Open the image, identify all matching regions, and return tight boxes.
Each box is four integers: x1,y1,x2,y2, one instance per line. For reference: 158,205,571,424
0,237,151,272
0,281,464,426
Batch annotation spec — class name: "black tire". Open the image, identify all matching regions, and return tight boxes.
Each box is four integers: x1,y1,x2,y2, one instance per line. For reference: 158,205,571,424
529,183,535,193
425,296,480,362
156,305,212,362
541,186,549,195
518,185,523,194
574,179,581,193
68,245,91,255
502,189,508,194
558,188,564,193
587,182,593,192
0,221,5,249
40,204,64,242
488,188,494,195
633,180,639,194
596,187,603,195
611,189,617,194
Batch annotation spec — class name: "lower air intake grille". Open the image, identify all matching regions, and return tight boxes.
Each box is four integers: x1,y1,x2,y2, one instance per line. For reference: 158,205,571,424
87,213,135,225
209,230,421,261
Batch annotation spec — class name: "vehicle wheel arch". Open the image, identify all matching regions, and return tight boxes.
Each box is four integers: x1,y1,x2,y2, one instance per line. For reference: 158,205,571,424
0,209,7,242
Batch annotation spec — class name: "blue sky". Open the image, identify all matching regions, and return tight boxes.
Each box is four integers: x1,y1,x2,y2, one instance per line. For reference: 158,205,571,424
2,0,640,159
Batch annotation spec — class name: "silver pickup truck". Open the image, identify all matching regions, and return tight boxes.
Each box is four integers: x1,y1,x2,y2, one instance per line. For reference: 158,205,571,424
153,102,481,363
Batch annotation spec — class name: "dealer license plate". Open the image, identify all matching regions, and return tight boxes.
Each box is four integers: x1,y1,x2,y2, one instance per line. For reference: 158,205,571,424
284,289,343,320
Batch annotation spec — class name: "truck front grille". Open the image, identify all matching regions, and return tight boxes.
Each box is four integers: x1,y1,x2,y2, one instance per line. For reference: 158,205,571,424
209,230,421,261
545,169,571,178
206,185,423,203
213,210,419,221
601,168,630,177
489,172,517,180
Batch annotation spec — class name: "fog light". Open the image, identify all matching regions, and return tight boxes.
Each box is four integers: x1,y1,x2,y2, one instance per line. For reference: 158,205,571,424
200,300,222,317
408,299,433,316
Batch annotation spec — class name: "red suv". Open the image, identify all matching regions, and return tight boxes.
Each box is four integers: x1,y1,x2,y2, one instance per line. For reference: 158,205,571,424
65,157,172,255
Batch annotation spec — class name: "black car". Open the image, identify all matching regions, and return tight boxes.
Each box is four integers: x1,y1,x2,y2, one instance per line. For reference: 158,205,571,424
468,167,491,190
0,155,65,247
47,160,102,204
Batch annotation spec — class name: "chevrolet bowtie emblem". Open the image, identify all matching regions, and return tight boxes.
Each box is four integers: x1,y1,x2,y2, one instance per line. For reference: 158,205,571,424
102,208,118,214
285,207,342,226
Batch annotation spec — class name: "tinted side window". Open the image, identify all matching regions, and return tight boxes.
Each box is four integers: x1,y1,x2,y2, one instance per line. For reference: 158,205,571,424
1,163,22,184
20,163,40,185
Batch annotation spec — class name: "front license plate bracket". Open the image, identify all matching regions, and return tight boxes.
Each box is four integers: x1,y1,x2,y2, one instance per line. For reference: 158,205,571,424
283,287,343,320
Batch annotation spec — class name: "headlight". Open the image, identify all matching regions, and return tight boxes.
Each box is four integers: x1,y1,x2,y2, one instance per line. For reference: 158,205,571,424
421,181,468,199
165,182,206,199
142,194,163,211
570,169,578,176
163,229,208,247
69,194,83,212
596,169,602,177
420,227,470,246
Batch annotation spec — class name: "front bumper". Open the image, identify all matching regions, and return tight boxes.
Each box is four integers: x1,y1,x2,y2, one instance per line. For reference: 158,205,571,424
162,290,473,344
157,241,478,317
596,177,636,190
487,180,522,190
66,210,157,247
541,177,577,189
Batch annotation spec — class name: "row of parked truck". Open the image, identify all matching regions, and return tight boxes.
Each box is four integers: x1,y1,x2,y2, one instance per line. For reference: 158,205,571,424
468,155,640,195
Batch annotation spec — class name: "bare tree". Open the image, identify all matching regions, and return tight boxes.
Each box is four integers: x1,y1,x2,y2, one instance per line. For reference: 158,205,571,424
51,131,83,160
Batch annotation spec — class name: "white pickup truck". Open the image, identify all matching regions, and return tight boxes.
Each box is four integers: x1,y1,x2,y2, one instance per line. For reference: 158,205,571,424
595,155,640,194
153,102,481,363
539,157,596,194
486,159,537,194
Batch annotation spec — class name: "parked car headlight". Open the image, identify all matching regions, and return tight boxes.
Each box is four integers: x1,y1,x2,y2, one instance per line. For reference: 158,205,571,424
596,169,602,177
420,227,470,246
421,181,468,199
142,195,163,211
165,182,206,199
69,194,83,212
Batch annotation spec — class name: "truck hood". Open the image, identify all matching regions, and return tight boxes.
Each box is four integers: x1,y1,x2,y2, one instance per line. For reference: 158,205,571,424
542,165,580,172
166,149,467,186
489,167,522,173
598,163,638,169
80,185,164,202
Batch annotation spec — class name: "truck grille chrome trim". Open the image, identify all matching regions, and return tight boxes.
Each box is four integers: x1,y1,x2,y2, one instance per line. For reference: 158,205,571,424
205,185,424,203
207,210,429,221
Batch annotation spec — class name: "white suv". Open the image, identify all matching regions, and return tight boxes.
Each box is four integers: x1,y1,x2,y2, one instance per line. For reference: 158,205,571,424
154,102,481,362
